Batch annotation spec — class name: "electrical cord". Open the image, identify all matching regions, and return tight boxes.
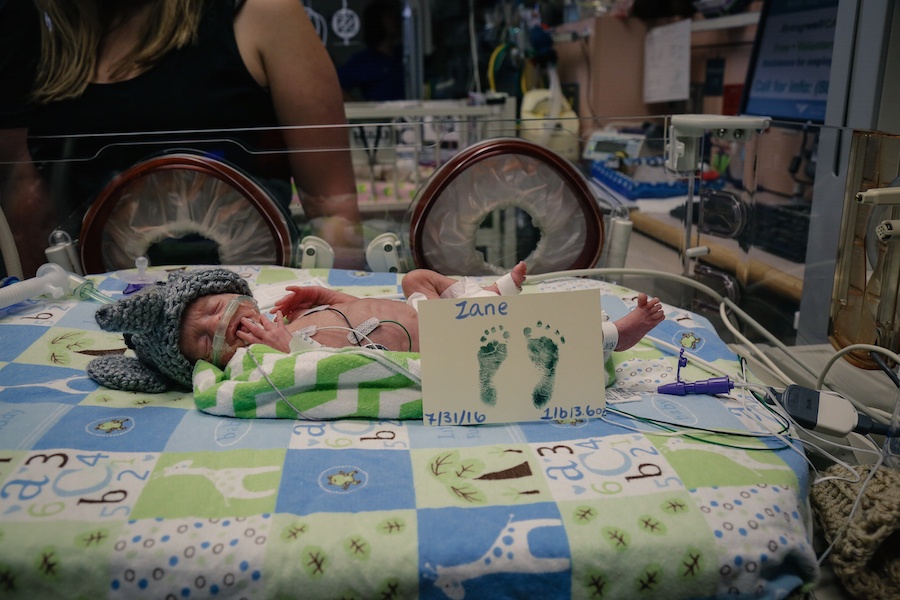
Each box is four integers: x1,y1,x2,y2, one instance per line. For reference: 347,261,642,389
379,319,413,352
871,350,900,388
528,267,894,421
468,0,481,95
815,343,900,424
718,301,794,385
813,454,885,567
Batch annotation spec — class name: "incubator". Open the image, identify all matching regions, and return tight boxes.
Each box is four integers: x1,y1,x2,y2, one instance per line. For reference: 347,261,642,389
3,111,900,598
2,110,899,387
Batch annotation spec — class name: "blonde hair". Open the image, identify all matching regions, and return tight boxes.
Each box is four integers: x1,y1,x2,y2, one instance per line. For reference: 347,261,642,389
33,0,207,103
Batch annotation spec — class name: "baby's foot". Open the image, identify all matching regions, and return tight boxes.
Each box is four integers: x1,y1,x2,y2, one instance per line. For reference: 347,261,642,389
614,294,665,352
477,326,509,406
524,321,565,408
484,261,527,295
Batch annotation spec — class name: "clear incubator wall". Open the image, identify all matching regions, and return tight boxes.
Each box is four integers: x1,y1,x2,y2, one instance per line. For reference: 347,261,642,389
2,114,898,382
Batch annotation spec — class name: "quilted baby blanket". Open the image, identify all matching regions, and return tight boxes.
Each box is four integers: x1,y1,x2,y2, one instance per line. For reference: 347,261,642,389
0,266,819,599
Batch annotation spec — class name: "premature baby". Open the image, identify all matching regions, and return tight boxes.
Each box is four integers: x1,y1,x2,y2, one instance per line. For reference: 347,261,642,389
181,261,664,367
88,265,663,393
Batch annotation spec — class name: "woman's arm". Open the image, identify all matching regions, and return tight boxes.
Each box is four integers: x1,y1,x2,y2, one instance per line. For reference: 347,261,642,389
235,0,364,269
0,128,53,278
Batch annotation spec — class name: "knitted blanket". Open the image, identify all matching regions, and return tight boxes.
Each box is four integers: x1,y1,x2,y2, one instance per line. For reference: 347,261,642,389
193,344,423,420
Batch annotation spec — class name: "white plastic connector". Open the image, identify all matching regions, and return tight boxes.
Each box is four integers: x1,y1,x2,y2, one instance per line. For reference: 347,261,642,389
779,385,860,438
298,236,335,269
857,187,900,206
665,115,770,172
0,263,70,310
876,219,900,242
366,233,403,273
684,246,710,258
808,390,861,437
289,327,323,351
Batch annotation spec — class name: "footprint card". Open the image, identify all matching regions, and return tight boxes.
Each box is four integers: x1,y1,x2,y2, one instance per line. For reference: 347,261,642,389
418,289,606,425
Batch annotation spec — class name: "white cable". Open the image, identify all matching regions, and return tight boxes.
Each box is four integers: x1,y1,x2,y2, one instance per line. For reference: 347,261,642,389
736,382,875,567
733,387,863,485
247,350,311,420
312,325,380,349
816,343,900,425
644,334,734,380
528,268,899,424
747,385,887,491
721,297,823,383
600,409,689,437
525,268,726,305
852,432,884,453
747,384,883,488
526,267,889,570
719,301,794,385
816,343,900,388
468,0,481,94
609,382,796,442
526,268,807,384
814,455,884,566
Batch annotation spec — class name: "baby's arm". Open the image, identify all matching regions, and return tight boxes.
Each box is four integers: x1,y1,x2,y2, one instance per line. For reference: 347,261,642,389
236,311,293,353
402,262,527,299
273,286,361,322
401,269,460,300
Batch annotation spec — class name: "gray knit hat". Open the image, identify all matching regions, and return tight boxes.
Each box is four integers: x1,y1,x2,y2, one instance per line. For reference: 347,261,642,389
87,268,252,393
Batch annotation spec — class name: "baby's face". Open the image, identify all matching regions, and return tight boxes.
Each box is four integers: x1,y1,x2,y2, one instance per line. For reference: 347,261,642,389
179,293,261,366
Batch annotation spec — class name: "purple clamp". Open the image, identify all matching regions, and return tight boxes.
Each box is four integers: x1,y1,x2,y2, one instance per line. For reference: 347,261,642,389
657,349,734,396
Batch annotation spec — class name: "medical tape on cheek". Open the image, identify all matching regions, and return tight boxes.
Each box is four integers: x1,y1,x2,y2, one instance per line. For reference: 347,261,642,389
211,295,259,366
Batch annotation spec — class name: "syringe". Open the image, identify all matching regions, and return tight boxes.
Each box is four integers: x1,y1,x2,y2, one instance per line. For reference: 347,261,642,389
0,263,113,310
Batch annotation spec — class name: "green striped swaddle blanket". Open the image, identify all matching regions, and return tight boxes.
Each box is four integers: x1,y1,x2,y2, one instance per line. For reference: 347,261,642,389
193,345,423,420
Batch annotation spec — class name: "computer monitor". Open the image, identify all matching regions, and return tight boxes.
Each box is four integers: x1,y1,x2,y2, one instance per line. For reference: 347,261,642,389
740,0,840,124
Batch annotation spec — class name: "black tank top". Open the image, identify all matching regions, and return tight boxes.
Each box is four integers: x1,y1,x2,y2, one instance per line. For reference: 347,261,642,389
25,0,293,230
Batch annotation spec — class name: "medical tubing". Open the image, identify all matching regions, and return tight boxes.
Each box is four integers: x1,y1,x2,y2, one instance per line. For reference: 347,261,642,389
885,384,900,469
871,351,900,388
69,275,114,304
526,268,726,305
814,454,885,566
816,344,900,425
526,268,892,426
719,297,826,384
0,263,70,310
719,301,793,385
247,350,311,421
645,334,731,380
211,295,258,367
468,0,481,94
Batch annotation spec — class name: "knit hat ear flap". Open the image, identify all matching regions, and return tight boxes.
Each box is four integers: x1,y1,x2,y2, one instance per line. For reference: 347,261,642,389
86,355,171,393
94,286,165,334
90,285,177,392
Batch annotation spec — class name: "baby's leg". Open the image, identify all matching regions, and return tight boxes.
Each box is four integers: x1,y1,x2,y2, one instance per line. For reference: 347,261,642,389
613,293,664,352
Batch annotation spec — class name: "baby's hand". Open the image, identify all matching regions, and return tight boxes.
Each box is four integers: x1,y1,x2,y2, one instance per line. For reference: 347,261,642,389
272,286,310,322
236,311,292,353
